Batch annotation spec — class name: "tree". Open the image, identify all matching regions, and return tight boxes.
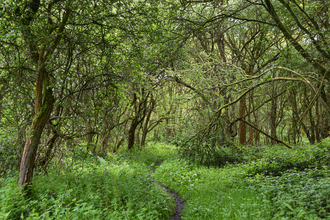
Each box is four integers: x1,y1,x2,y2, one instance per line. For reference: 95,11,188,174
4,0,72,191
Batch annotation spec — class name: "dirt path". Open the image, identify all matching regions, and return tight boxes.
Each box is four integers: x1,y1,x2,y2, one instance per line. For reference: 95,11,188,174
154,161,185,220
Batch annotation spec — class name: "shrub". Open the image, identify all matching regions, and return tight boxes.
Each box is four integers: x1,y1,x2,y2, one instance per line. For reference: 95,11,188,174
242,143,330,177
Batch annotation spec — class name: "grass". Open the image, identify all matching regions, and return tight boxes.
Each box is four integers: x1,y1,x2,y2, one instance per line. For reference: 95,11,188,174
0,143,177,220
1,140,330,219
155,159,272,219
155,138,330,219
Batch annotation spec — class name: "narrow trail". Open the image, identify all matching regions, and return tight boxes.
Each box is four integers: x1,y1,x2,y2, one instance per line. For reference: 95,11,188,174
154,161,185,220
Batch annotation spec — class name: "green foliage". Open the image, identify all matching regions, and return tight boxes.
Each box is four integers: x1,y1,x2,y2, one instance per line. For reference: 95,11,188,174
3,141,330,219
155,158,272,219
0,132,20,177
174,122,244,167
242,142,330,177
245,169,330,219
240,139,330,219
0,143,175,219
155,160,203,195
156,140,330,219
116,142,178,167
0,176,29,220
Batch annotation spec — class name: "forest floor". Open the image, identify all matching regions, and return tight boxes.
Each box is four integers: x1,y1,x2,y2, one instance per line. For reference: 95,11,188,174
2,142,330,219
154,160,185,220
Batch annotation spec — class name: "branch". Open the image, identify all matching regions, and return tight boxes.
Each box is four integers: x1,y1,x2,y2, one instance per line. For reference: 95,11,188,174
211,77,302,126
172,76,211,105
278,0,330,60
240,118,293,149
228,89,287,128
297,67,330,124
277,67,330,113
263,0,328,76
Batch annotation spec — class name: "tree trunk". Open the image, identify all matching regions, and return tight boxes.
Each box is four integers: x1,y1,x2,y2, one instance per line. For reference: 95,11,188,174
238,95,246,144
18,1,71,192
291,90,298,145
36,131,59,171
248,92,253,145
19,71,54,191
270,90,277,145
127,92,148,150
308,106,316,144
141,97,155,146
128,118,140,150
315,100,322,143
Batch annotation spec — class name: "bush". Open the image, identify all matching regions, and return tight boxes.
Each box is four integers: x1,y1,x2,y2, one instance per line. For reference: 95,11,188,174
245,169,330,219
242,143,330,177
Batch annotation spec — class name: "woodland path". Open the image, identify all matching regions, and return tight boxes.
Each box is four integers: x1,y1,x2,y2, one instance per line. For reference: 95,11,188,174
154,161,185,220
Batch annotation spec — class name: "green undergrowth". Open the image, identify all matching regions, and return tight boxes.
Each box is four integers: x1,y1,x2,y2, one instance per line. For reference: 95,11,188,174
0,143,177,220
155,159,272,219
155,138,330,219
2,140,330,219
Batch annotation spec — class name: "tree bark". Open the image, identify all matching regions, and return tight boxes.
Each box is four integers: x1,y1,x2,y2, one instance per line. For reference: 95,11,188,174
248,92,254,145
290,89,298,144
270,89,277,145
127,92,148,150
141,96,156,146
315,100,322,143
238,95,246,144
19,70,54,191
36,131,59,171
128,118,141,150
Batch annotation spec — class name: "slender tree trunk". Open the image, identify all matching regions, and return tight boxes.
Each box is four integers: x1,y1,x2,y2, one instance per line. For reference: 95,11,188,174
248,92,253,145
322,107,330,139
302,89,315,144
113,137,124,153
238,95,246,144
36,131,59,171
270,90,277,145
128,118,138,150
251,96,260,145
141,97,155,146
315,100,322,143
165,104,173,140
308,107,316,144
127,93,147,150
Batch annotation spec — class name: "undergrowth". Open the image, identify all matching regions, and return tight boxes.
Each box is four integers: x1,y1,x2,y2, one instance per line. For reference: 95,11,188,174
2,139,330,219
155,138,330,219
155,159,272,219
0,143,177,219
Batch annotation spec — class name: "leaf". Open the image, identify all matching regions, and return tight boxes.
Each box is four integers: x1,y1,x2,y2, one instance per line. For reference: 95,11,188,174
297,209,306,218
283,202,294,212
